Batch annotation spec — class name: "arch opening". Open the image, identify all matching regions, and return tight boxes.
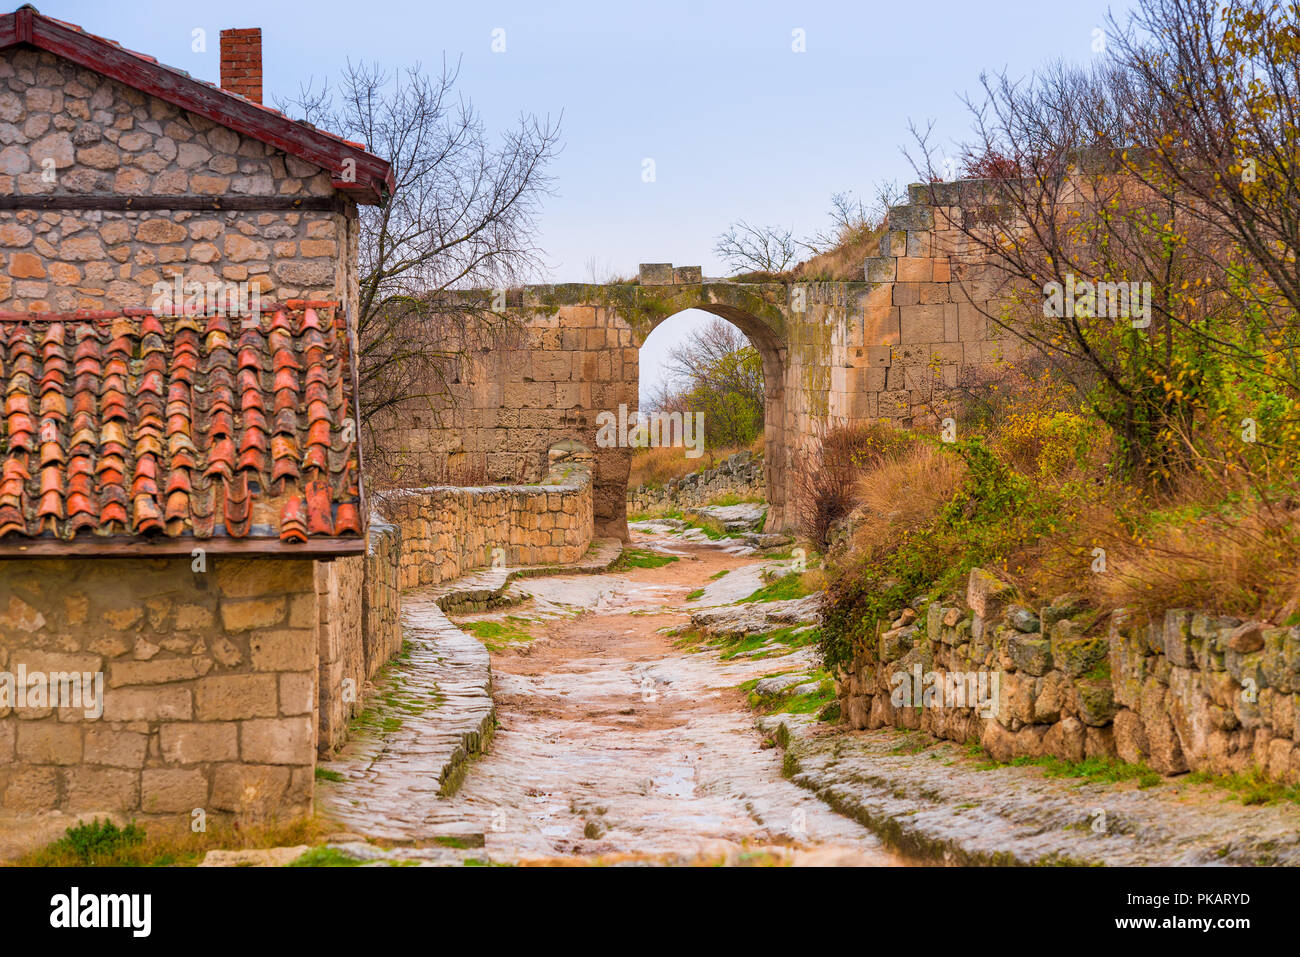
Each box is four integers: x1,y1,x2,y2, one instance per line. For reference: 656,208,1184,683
620,305,788,535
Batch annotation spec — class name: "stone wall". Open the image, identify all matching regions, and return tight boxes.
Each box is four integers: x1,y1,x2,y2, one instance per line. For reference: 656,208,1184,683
379,469,595,592
315,556,364,757
836,567,1300,784
628,451,764,514
0,557,317,819
368,302,636,539
0,47,356,315
361,515,402,678
314,517,405,757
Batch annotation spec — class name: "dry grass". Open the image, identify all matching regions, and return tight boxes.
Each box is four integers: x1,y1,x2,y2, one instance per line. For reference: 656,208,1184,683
793,223,887,282
1085,479,1300,621
14,813,334,867
850,443,968,562
628,436,763,489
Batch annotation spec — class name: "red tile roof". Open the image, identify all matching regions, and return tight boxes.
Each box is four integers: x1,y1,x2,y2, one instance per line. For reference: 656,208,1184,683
0,6,394,205
0,304,365,556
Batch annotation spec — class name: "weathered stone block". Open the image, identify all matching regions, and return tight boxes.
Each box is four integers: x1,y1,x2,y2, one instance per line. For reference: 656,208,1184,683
1007,635,1052,676
967,567,1014,620
63,767,139,811
141,768,209,813
159,723,239,764
83,728,148,769
194,675,277,721
16,721,82,765
240,716,314,765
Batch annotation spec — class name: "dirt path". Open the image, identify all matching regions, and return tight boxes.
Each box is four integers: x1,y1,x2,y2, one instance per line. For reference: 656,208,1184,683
330,532,901,865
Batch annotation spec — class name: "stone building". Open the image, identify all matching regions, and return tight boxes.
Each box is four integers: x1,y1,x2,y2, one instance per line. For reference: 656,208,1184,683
0,7,394,822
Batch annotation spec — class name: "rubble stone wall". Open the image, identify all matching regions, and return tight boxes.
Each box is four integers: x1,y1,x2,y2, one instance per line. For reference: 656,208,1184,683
628,451,764,514
0,48,356,317
836,567,1300,783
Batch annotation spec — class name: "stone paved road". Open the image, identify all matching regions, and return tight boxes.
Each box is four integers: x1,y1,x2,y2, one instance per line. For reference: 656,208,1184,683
320,531,901,865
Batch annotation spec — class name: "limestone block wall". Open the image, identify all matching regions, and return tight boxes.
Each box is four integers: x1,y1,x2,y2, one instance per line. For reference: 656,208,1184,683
314,519,405,757
843,183,1034,428
0,557,318,819
0,47,356,315
368,300,635,540
380,471,595,591
836,567,1300,783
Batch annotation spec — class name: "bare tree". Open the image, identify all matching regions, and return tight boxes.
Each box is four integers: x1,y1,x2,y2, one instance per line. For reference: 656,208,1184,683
803,183,904,254
713,220,799,275
1107,0,1300,373
283,59,561,466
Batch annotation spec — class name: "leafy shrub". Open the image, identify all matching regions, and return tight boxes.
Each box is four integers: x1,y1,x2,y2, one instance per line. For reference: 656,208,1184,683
48,819,145,865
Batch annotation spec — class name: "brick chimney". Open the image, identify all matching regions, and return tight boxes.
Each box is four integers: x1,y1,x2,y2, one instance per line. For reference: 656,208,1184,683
219,28,262,103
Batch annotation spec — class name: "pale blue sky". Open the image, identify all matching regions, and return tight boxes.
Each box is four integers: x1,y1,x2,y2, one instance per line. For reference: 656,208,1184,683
40,0,1127,398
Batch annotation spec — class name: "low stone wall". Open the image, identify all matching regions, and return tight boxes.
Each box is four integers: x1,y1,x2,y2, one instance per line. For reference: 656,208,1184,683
380,469,595,591
836,567,1300,784
1111,609,1300,781
0,557,317,820
362,516,402,678
628,452,764,514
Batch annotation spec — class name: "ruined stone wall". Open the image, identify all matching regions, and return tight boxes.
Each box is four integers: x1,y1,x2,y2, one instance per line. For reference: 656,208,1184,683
836,567,1300,784
369,302,635,540
0,48,355,314
369,182,1043,539
0,557,317,819
628,451,764,514
835,183,1033,429
380,470,595,591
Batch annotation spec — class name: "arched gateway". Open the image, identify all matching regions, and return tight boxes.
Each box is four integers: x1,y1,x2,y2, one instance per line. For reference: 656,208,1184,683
376,185,1036,539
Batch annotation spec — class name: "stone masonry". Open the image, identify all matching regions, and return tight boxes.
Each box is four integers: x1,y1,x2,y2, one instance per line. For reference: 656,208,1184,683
0,557,318,818
0,47,359,316
836,567,1300,784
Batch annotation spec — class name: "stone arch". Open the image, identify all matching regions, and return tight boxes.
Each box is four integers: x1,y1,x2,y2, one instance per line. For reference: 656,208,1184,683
630,304,788,533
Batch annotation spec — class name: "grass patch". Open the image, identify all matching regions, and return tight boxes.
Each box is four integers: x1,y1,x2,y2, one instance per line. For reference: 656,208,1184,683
741,669,835,715
464,617,535,652
676,623,820,661
17,815,334,867
289,846,366,867
1004,755,1162,789
1188,769,1300,806
709,569,730,580
685,588,705,601
612,547,679,570
708,492,765,506
739,570,818,603
314,767,345,783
